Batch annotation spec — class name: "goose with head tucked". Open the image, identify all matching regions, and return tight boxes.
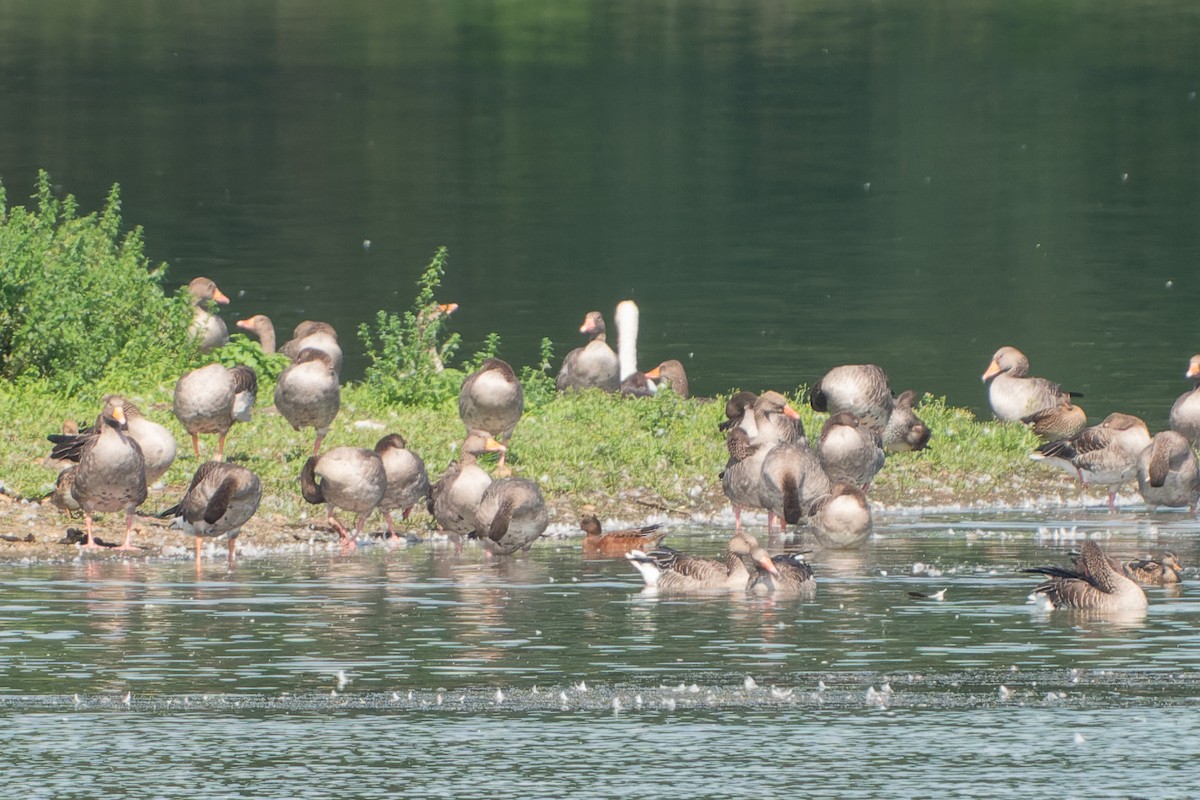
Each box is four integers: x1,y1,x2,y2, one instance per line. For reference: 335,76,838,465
279,320,343,376
374,433,431,541
160,461,262,564
1169,354,1200,447
275,348,341,455
459,358,523,469
556,311,620,393
1031,412,1152,511
882,390,932,452
981,346,1072,422
187,277,230,353
473,476,549,556
300,446,387,551
808,482,873,548
625,532,777,592
1021,394,1087,442
1136,430,1200,513
173,362,257,461
1024,539,1147,614
810,364,894,431
817,411,885,491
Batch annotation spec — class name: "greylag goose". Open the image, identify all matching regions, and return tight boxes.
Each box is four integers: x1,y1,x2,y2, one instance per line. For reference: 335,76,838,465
556,311,620,393
1021,395,1086,442
722,426,772,532
50,395,177,486
810,364,894,431
759,441,831,533
718,391,758,432
187,277,230,353
645,360,690,398
614,299,657,397
982,346,1072,421
429,431,506,541
1168,354,1200,446
817,411,885,490
52,402,148,549
416,302,459,372
722,392,810,532
625,532,776,592
746,390,806,447
275,348,341,455
472,476,549,555
300,446,387,550
50,465,80,515
1123,553,1183,586
1031,412,1151,511
882,390,932,452
1024,539,1147,613
1136,430,1200,512
280,320,343,375
235,314,277,353
173,363,257,460
745,552,816,598
374,433,431,540
160,461,262,563
580,515,667,557
458,358,523,468
809,482,873,548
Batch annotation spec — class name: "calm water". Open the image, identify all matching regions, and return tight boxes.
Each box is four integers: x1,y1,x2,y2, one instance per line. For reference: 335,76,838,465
2,513,1199,794
3,1,1200,424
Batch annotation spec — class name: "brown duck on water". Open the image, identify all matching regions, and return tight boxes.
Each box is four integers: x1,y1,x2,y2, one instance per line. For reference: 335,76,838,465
580,515,667,557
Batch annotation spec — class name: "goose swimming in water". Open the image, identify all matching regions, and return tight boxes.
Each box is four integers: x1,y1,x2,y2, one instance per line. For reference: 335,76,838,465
1024,539,1147,614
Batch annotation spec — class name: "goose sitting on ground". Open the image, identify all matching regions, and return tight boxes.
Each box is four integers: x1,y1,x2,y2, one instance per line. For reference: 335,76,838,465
187,277,230,353
160,461,262,564
374,433,431,541
459,358,523,468
810,364,894,431
1021,395,1087,442
817,411,885,490
625,532,777,592
1169,354,1200,447
429,431,506,543
580,515,668,557
279,320,343,376
300,446,387,551
472,477,549,555
981,346,1072,422
1136,430,1200,512
50,395,177,487
645,359,690,398
173,363,257,461
556,311,620,393
1024,539,1147,614
275,349,341,455
51,402,147,550
808,482,873,548
1030,412,1151,511
882,390,932,452
1123,553,1183,586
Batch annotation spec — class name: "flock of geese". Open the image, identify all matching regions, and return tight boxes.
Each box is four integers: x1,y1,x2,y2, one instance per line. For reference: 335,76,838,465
40,279,1198,614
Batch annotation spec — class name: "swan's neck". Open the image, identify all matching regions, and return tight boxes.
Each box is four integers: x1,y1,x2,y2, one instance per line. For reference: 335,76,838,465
616,301,639,381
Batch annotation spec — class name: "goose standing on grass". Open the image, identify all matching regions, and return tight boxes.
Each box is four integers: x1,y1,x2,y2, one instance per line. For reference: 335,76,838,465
280,320,343,376
374,433,431,541
1024,539,1147,614
625,532,777,592
580,516,668,557
810,364,894,431
808,482,873,548
1031,412,1152,511
1123,553,1183,586
275,349,341,455
187,277,231,353
556,311,620,393
614,300,657,397
429,431,507,544
173,363,258,461
300,446,387,551
1136,430,1200,512
817,411,885,490
50,395,177,487
1021,395,1087,442
882,390,932,452
235,314,278,354
645,359,690,398
1169,354,1200,447
459,358,523,469
161,462,262,564
52,402,147,550
473,477,549,555
981,346,1072,421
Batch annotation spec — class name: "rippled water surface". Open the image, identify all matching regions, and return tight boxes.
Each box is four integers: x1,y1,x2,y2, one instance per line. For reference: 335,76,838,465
2,512,1198,796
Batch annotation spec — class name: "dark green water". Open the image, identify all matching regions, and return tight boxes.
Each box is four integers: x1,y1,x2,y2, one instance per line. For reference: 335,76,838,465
3,0,1200,423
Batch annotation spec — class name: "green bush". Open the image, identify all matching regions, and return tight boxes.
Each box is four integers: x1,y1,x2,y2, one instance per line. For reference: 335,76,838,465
0,172,195,393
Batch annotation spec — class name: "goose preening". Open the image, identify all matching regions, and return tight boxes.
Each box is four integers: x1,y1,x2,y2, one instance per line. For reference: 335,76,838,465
1123,553,1183,587
810,364,894,431
472,477,549,555
718,391,759,433
882,390,932,452
982,346,1072,422
173,363,258,461
1030,412,1151,511
1024,540,1147,614
1168,354,1200,447
580,515,668,557
1135,430,1200,512
374,433,431,540
556,311,620,393
49,402,147,550
50,395,177,487
458,358,523,468
279,320,343,376
160,461,262,564
625,532,777,592
722,391,813,533
744,551,816,598
187,277,230,353
808,482,872,548
429,431,506,543
300,446,387,551
275,348,341,455
816,411,885,491
644,359,689,398
1021,395,1087,442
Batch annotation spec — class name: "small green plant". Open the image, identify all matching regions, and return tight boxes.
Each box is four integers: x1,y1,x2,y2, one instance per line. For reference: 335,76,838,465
519,337,557,410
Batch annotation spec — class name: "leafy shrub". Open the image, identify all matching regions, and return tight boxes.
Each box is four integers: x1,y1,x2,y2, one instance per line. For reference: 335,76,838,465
0,172,195,392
